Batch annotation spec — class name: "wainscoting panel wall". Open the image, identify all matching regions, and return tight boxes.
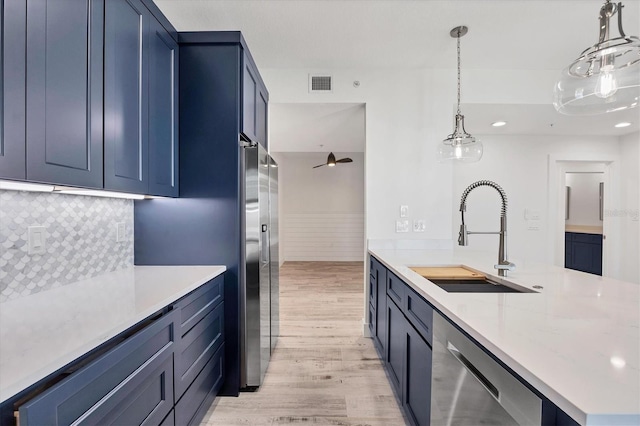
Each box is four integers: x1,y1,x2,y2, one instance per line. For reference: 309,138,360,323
283,213,364,261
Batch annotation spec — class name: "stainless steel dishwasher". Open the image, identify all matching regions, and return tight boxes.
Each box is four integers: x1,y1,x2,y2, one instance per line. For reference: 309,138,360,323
431,312,542,425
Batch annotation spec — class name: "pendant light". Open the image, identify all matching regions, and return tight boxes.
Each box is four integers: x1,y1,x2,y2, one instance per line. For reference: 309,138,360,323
438,26,483,163
554,0,640,115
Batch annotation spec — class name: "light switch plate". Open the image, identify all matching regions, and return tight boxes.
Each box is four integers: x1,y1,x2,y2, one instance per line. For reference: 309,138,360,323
413,220,426,232
28,226,46,255
400,205,409,218
395,220,410,233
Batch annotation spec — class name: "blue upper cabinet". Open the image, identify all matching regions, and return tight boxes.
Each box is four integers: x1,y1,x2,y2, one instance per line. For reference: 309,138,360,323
25,0,104,188
104,0,149,194
105,0,179,196
242,53,268,149
0,1,26,180
148,17,179,197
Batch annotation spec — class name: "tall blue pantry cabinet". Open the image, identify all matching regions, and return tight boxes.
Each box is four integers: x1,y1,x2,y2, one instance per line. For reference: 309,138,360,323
134,32,269,397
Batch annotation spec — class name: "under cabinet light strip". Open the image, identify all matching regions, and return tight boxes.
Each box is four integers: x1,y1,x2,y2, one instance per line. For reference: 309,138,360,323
0,181,55,192
0,180,153,200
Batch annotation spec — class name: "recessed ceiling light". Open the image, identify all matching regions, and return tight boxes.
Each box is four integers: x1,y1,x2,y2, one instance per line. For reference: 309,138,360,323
614,122,631,128
491,121,507,127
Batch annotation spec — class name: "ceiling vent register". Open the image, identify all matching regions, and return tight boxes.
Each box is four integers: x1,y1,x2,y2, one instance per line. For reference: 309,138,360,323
309,75,332,93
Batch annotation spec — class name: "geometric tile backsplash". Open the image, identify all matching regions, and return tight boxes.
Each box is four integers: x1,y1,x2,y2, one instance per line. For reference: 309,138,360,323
0,190,133,303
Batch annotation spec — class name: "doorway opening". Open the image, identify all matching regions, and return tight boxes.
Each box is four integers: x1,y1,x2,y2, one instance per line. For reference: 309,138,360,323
549,158,618,277
268,103,366,264
564,171,605,275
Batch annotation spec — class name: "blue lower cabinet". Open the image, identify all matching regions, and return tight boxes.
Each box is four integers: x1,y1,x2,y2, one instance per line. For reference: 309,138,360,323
175,344,225,426
174,275,224,338
174,301,224,399
369,257,387,356
19,311,177,425
386,297,404,395
404,323,432,426
565,232,603,276
16,276,226,426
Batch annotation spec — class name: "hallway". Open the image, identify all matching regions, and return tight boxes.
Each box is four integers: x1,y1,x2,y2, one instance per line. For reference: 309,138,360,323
202,261,407,425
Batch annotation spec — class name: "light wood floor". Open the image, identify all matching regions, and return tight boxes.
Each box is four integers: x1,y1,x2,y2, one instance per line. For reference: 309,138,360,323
201,261,408,426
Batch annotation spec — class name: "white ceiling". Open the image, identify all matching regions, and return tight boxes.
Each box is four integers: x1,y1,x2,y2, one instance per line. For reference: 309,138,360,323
155,0,640,145
269,103,366,152
155,0,640,71
462,103,640,136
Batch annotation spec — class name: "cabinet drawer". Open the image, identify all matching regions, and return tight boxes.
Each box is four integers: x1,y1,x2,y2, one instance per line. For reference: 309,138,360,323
175,301,225,399
387,271,406,307
174,275,224,337
405,287,433,346
571,232,602,244
175,343,225,426
19,311,176,425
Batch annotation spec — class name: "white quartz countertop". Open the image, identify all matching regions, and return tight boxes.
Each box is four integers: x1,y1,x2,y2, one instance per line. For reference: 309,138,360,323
369,248,640,426
0,265,225,403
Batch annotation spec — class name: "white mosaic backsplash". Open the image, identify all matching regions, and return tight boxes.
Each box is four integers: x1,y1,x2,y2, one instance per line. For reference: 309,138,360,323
0,190,133,303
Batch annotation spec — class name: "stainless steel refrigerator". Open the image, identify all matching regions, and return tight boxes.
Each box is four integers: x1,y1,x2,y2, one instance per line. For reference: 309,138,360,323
241,140,279,389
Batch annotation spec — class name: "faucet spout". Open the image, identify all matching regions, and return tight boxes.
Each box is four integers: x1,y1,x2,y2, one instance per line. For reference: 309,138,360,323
458,180,515,276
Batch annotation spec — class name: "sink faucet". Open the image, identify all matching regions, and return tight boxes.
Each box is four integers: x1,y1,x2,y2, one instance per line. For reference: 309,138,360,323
458,180,515,277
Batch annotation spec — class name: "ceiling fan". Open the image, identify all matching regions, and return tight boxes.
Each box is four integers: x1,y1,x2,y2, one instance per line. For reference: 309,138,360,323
313,152,353,168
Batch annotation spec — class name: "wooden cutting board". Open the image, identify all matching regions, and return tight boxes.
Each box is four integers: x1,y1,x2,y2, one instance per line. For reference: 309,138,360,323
410,266,486,280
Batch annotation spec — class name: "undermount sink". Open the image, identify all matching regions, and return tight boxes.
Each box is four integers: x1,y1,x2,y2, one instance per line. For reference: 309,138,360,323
428,278,528,293
408,266,536,293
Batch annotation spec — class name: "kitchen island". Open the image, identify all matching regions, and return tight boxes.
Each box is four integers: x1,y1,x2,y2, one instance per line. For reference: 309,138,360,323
369,248,639,426
0,265,225,423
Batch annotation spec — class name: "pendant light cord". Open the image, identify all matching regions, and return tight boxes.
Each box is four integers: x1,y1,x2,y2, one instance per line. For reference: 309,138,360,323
456,29,462,116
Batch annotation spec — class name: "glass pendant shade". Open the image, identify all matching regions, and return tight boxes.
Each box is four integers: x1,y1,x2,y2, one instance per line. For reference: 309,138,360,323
438,114,483,162
437,26,482,163
554,1,640,115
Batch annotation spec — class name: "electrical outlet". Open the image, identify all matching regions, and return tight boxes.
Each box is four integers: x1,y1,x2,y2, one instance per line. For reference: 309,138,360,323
28,226,46,255
395,220,410,233
116,222,126,242
527,220,541,231
400,205,409,218
413,220,426,232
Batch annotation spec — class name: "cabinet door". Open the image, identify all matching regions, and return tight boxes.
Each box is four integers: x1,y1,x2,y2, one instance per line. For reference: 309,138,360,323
0,0,26,179
386,296,404,395
242,53,260,143
25,0,103,188
374,261,387,356
256,87,268,149
404,323,432,426
148,17,179,197
104,0,149,194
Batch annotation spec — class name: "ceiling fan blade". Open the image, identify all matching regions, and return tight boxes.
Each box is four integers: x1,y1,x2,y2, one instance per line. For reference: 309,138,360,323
312,163,326,168
336,158,353,163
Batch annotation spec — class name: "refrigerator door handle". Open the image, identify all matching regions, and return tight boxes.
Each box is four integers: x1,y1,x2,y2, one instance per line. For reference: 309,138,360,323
261,224,269,265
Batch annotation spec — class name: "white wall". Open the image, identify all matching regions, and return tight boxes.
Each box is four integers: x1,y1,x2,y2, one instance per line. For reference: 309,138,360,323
274,152,365,261
262,67,639,282
618,132,640,283
451,135,621,267
565,173,604,227
262,67,559,245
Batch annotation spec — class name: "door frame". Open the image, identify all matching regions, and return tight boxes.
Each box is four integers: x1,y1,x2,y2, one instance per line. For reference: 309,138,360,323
548,154,620,277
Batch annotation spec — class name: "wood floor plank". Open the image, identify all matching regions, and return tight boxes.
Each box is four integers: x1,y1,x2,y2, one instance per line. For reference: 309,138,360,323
201,261,408,426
